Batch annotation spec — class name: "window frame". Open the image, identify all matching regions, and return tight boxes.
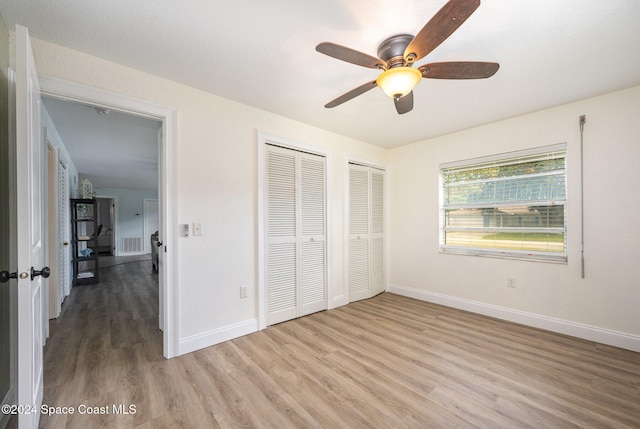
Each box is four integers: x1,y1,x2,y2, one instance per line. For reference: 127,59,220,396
439,143,568,263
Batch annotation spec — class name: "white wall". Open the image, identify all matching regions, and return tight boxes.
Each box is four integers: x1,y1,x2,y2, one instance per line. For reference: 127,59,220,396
27,38,387,351
388,85,640,349
94,187,158,255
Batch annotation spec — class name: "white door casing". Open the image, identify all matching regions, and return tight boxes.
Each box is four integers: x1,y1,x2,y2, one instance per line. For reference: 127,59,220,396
15,24,45,429
38,76,178,358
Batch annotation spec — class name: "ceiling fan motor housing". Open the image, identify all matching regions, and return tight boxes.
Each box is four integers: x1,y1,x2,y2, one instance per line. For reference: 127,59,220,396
377,34,414,68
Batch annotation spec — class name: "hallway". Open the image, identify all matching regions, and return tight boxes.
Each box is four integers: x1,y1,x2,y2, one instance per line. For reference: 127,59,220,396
41,257,161,428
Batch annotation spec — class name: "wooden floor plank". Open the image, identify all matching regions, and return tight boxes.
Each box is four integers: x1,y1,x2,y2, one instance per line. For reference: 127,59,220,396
40,259,640,428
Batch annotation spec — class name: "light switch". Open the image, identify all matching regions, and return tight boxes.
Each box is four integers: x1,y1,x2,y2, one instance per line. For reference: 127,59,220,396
193,222,202,236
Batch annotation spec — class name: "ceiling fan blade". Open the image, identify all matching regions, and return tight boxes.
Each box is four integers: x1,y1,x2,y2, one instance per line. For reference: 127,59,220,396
394,91,414,114
419,61,499,79
325,80,378,108
404,0,481,63
316,42,387,69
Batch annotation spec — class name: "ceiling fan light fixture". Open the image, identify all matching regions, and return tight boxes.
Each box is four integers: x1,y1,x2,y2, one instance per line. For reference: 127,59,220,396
376,67,422,99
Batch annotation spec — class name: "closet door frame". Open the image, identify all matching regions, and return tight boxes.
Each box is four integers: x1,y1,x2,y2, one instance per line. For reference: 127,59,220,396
257,132,333,330
344,157,388,304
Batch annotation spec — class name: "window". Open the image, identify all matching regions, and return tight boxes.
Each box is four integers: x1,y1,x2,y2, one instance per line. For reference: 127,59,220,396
440,144,567,262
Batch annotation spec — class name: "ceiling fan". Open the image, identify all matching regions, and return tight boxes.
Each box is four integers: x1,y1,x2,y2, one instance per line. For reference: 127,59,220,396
316,0,499,114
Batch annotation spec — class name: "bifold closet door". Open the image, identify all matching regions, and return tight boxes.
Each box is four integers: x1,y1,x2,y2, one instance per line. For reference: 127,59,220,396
266,145,326,326
370,169,385,296
349,164,385,302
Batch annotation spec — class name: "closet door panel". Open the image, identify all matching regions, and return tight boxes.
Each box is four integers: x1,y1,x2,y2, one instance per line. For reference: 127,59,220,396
349,164,371,302
300,155,327,315
266,148,298,325
266,145,327,325
349,164,385,301
370,170,385,295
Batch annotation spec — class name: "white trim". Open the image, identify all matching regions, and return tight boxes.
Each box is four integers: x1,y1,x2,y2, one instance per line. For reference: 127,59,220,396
257,131,333,330
440,142,567,170
38,76,180,359
389,283,640,353
179,319,258,356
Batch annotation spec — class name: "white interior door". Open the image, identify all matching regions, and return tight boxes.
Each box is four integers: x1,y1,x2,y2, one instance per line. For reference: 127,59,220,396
266,145,327,325
370,169,385,296
57,160,69,300
349,165,370,302
15,24,45,429
299,155,327,316
266,148,298,325
349,163,385,302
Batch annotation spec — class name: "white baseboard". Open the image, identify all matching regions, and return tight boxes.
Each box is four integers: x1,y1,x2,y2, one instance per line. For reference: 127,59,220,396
389,284,640,353
178,318,258,355
116,251,147,257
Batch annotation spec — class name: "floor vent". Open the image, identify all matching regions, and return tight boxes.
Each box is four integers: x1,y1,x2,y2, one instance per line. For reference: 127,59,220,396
123,237,143,253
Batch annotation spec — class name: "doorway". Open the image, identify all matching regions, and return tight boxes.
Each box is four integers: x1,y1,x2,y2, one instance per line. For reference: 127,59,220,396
39,76,178,358
95,197,115,256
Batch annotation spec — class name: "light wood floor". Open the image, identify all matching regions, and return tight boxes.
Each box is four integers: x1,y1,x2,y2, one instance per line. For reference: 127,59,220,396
41,261,640,428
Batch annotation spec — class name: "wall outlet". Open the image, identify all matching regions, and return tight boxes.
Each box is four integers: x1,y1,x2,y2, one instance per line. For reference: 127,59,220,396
240,285,248,298
507,277,516,288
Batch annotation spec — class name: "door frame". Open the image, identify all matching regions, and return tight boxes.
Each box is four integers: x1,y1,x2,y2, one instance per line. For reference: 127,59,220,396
46,140,58,321
94,196,117,256
256,132,333,330
39,77,179,358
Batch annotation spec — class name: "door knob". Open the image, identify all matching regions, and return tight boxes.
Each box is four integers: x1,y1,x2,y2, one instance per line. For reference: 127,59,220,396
0,270,17,283
31,266,51,281
0,270,29,283
157,241,163,247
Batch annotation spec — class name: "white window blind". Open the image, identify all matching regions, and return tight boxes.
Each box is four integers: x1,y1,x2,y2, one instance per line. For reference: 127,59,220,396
440,144,567,262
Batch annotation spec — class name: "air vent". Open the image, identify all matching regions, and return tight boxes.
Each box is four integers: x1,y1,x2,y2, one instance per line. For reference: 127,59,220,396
122,237,143,253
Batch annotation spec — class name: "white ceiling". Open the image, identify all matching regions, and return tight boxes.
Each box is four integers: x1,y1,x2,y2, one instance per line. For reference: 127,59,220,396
2,0,640,150
42,96,161,190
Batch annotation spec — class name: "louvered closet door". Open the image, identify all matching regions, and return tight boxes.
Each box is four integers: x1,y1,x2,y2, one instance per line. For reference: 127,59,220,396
370,169,385,295
267,148,298,325
300,155,327,316
349,164,371,302
58,161,70,300
349,164,385,302
266,145,327,325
